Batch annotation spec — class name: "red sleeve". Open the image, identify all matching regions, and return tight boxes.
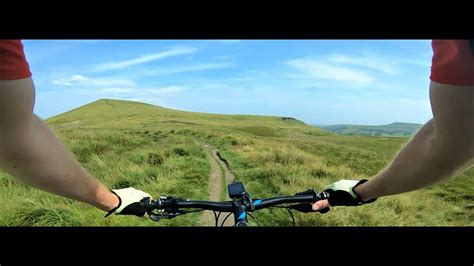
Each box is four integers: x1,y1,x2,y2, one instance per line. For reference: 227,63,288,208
0,40,32,80
430,40,474,86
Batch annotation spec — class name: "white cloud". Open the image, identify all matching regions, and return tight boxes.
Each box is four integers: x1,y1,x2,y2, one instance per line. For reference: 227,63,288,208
141,63,232,76
327,54,399,74
400,58,431,67
93,47,197,72
286,59,374,84
126,97,144,102
52,75,136,87
144,86,187,95
95,86,186,99
101,88,136,93
52,74,87,85
327,53,432,74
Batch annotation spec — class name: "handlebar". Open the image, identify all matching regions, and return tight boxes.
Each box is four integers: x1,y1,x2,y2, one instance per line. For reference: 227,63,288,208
145,193,328,211
139,184,330,227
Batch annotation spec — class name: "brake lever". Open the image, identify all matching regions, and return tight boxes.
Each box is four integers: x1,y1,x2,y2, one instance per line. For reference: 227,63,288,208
149,211,183,221
141,196,188,221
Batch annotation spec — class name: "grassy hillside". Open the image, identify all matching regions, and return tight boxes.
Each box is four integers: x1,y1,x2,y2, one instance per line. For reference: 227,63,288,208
0,99,472,226
48,99,314,133
318,122,423,137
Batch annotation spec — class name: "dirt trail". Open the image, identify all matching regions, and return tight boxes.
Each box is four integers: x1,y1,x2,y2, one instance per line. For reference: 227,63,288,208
199,143,235,226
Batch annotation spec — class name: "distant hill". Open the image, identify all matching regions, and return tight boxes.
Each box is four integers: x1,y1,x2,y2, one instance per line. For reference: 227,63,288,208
316,122,423,137
46,99,327,137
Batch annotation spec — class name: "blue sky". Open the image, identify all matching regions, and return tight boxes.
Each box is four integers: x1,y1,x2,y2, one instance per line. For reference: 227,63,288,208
23,40,433,125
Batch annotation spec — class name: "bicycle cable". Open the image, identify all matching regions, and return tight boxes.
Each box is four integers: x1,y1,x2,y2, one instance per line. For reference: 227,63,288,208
247,212,261,227
271,205,296,227
221,212,233,227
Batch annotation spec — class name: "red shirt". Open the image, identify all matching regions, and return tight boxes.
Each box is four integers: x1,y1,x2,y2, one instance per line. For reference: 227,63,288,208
430,40,474,86
0,40,32,80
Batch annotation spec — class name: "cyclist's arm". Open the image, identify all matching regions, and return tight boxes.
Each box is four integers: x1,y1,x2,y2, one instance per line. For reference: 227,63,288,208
355,81,474,201
0,78,119,212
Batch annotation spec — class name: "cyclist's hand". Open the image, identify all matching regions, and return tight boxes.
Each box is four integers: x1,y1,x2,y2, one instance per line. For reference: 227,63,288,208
105,187,152,217
312,180,376,211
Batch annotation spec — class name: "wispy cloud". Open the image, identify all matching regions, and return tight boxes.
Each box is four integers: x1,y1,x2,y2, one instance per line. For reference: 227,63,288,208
98,86,186,97
52,75,136,87
93,47,196,72
101,88,136,93
327,53,431,73
327,54,399,74
139,63,233,76
286,59,374,84
400,58,431,67
144,86,187,95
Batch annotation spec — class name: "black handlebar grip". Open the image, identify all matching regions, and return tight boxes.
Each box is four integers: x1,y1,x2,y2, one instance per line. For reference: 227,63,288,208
317,207,330,213
288,189,331,213
288,203,330,213
139,197,152,210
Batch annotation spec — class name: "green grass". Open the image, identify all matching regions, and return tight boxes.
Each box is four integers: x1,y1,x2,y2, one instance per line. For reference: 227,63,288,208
216,134,473,226
0,99,472,226
237,126,282,137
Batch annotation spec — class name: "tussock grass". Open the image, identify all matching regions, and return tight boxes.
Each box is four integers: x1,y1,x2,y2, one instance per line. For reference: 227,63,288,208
1,99,471,226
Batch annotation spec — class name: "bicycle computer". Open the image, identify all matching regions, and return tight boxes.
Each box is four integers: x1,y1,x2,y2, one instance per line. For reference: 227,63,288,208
228,182,246,198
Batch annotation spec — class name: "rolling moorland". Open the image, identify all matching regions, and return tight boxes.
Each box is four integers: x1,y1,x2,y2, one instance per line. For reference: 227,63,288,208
318,123,423,137
0,99,472,226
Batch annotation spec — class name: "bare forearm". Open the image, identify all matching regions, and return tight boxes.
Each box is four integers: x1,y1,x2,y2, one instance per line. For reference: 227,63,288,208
356,82,474,201
0,115,118,211
356,120,471,200
0,78,118,211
